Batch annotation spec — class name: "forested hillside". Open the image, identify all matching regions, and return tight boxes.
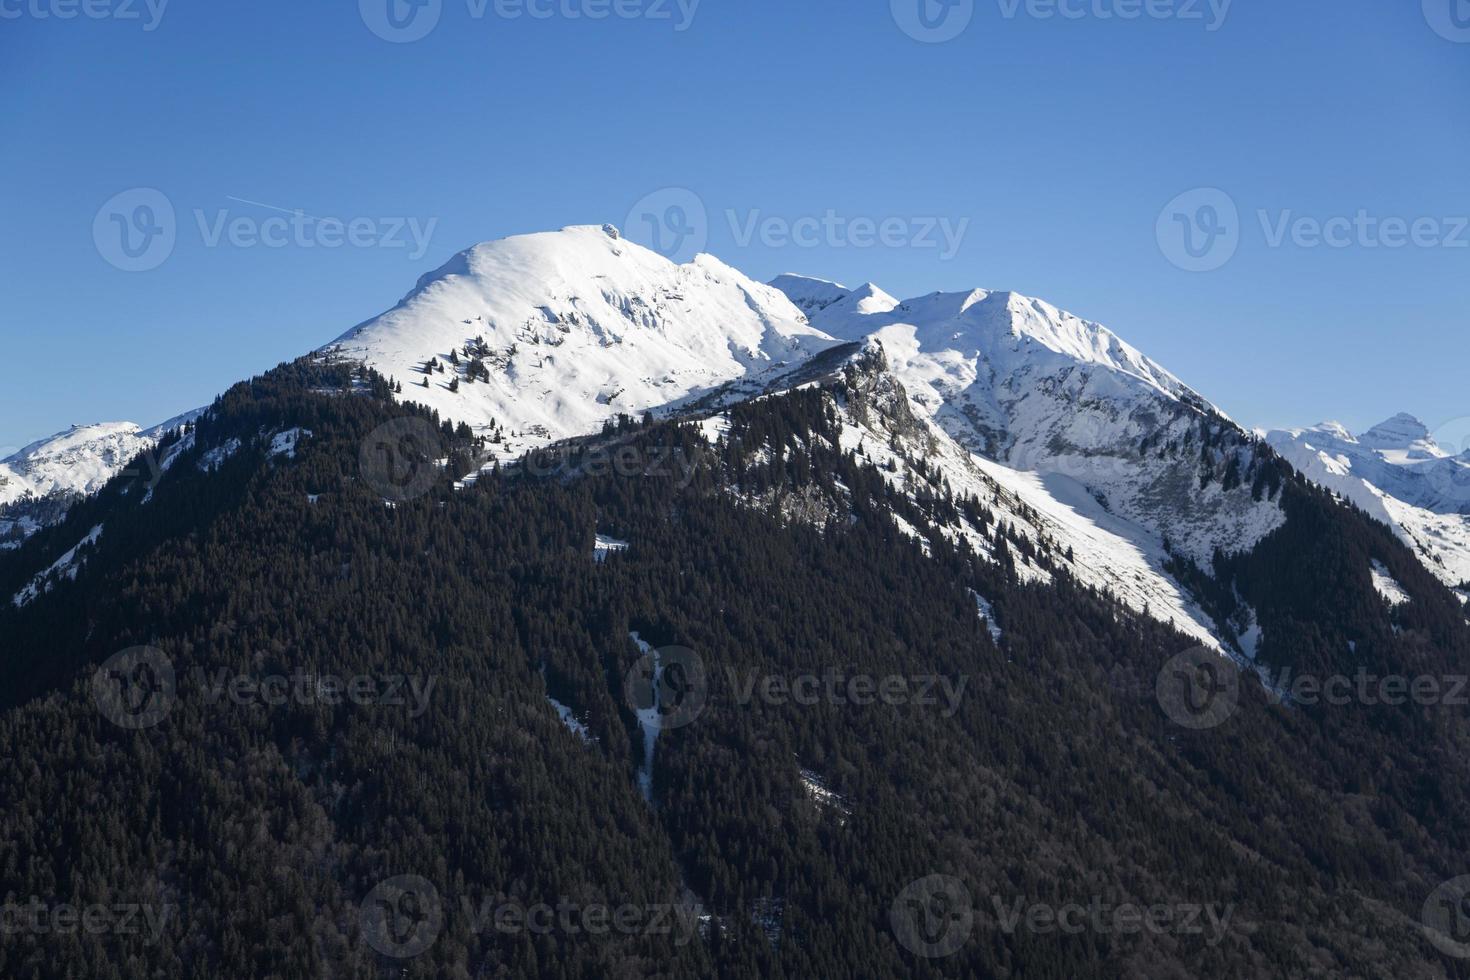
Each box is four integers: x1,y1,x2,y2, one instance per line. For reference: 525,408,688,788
2,357,1469,978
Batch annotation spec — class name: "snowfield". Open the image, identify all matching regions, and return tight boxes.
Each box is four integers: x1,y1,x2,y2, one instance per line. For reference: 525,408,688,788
328,225,837,463
0,423,155,510
12,524,102,608
13,225,1465,657
1269,417,1470,587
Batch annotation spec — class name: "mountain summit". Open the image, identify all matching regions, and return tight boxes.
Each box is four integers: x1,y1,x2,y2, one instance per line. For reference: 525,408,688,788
329,225,834,457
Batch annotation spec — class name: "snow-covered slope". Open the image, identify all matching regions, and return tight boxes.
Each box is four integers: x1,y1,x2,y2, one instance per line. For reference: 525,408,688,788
775,278,1284,573
829,344,1228,645
329,225,836,460
19,225,1451,651
0,413,203,547
1267,416,1470,586
315,230,1305,648
0,422,155,510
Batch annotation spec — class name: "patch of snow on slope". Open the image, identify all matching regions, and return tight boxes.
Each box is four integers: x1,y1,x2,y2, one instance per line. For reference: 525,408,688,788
1237,621,1262,662
198,438,241,472
629,632,660,803
594,534,629,563
546,695,593,743
798,767,850,827
268,428,312,459
971,459,1224,648
969,590,1003,641
1370,560,1411,607
13,524,102,607
696,414,731,444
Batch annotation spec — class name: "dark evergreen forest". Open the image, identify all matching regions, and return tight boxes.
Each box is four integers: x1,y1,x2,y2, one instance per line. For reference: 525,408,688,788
2,357,1468,978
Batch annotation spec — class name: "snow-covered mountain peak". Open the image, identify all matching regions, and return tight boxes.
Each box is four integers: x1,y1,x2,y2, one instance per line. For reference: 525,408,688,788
769,275,1274,576
767,274,852,316
1268,415,1470,586
330,226,837,455
1,422,152,508
1300,420,1357,445
1360,412,1442,458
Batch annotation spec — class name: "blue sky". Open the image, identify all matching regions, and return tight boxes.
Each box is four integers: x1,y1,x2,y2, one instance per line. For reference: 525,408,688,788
2,0,1467,451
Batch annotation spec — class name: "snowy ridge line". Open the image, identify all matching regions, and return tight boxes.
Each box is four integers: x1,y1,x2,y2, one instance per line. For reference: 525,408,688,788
1268,417,1470,588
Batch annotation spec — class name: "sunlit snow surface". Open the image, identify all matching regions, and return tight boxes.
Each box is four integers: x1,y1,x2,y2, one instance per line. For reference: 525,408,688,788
12,524,102,607
1370,560,1411,607
0,423,155,509
329,225,836,463
1268,417,1470,587
21,227,1465,660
